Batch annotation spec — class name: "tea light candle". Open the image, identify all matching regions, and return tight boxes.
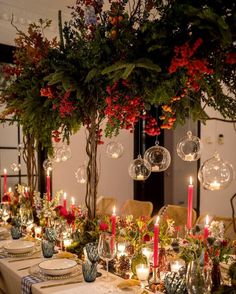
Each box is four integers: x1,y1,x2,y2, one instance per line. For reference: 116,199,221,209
209,180,221,190
137,174,144,180
142,247,152,261
34,226,42,239
152,166,159,172
64,239,72,250
111,152,119,159
136,264,149,281
185,153,195,161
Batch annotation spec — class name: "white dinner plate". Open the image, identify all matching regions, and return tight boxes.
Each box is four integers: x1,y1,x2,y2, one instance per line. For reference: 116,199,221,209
38,258,78,276
3,240,35,254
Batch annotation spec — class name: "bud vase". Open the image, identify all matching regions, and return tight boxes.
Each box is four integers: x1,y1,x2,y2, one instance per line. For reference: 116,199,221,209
211,263,221,292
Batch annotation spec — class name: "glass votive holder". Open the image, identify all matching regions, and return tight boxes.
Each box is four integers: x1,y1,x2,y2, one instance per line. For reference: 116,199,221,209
117,242,126,258
136,264,150,289
11,226,22,239
41,240,55,258
34,226,42,240
63,238,72,251
170,260,185,273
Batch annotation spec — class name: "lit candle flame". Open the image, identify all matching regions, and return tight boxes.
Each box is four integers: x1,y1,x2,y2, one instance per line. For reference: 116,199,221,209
71,196,75,205
3,169,7,174
155,216,160,225
47,169,50,176
112,206,116,215
189,176,193,185
8,187,12,193
63,192,67,200
205,214,209,226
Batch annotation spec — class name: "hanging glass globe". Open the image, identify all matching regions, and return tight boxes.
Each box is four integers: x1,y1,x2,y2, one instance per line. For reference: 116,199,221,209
106,141,124,159
10,163,21,172
177,131,202,161
128,155,151,181
144,145,171,172
75,165,87,184
57,145,72,162
51,147,62,163
43,159,53,171
198,152,235,191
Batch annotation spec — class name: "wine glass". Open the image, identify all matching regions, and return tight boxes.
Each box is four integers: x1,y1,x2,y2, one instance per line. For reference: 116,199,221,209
136,264,150,292
2,203,10,225
98,232,116,281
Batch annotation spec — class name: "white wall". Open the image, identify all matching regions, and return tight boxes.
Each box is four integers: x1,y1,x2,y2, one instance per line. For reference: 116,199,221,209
200,107,236,216
52,127,133,212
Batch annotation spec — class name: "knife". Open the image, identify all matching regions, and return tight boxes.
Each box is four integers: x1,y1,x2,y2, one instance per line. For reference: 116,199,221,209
40,279,83,289
8,256,41,262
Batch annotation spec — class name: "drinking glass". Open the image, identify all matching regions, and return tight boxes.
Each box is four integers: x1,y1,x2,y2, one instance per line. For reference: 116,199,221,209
98,232,116,281
136,263,150,292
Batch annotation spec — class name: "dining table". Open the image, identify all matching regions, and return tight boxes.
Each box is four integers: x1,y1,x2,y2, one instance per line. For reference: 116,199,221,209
0,239,161,294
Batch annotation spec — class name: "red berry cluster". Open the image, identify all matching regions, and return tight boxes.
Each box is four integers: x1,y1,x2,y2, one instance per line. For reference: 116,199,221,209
169,38,213,91
143,115,161,136
105,80,144,132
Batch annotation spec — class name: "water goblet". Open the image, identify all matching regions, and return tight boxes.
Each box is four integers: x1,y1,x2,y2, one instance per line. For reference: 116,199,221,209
98,232,116,282
136,264,150,292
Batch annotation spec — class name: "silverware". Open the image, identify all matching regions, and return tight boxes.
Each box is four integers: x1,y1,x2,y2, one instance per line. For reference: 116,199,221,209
40,280,83,289
17,265,32,271
8,256,41,262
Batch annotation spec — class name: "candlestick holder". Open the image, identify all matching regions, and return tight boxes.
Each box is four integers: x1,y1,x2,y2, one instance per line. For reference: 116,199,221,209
149,267,160,284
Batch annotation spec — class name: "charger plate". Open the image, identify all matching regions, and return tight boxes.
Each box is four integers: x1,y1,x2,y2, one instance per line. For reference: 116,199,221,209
29,263,82,281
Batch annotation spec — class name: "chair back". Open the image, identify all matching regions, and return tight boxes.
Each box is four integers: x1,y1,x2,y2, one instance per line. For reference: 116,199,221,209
158,204,197,234
96,196,117,216
120,199,153,219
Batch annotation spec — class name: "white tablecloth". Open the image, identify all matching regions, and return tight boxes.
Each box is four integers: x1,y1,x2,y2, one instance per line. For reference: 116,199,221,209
0,239,161,294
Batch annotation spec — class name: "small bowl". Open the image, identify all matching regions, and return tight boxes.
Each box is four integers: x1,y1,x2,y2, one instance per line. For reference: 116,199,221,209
38,258,77,276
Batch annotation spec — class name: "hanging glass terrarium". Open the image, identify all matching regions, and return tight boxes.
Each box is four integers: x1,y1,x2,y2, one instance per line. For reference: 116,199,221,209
128,155,151,181
75,165,87,184
177,131,202,161
106,141,124,159
144,145,171,172
43,159,53,171
198,152,234,191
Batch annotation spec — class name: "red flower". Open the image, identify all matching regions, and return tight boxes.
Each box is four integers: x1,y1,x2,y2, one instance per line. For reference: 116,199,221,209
66,212,76,225
99,222,109,231
55,205,68,217
2,194,11,203
143,233,151,242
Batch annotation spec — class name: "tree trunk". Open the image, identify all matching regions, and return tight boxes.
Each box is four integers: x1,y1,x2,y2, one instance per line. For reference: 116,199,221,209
85,113,99,219
22,133,37,203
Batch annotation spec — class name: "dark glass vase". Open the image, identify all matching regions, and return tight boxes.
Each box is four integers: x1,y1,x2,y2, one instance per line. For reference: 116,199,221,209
211,263,221,292
85,242,99,263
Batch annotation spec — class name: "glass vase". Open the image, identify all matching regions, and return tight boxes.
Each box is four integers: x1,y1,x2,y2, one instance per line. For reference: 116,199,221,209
186,261,208,294
211,263,221,292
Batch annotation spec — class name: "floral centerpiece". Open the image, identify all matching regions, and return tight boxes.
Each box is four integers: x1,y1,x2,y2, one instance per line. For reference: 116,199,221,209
0,0,236,218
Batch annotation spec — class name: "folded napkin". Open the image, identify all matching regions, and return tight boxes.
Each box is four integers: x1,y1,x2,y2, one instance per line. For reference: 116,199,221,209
21,275,43,294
